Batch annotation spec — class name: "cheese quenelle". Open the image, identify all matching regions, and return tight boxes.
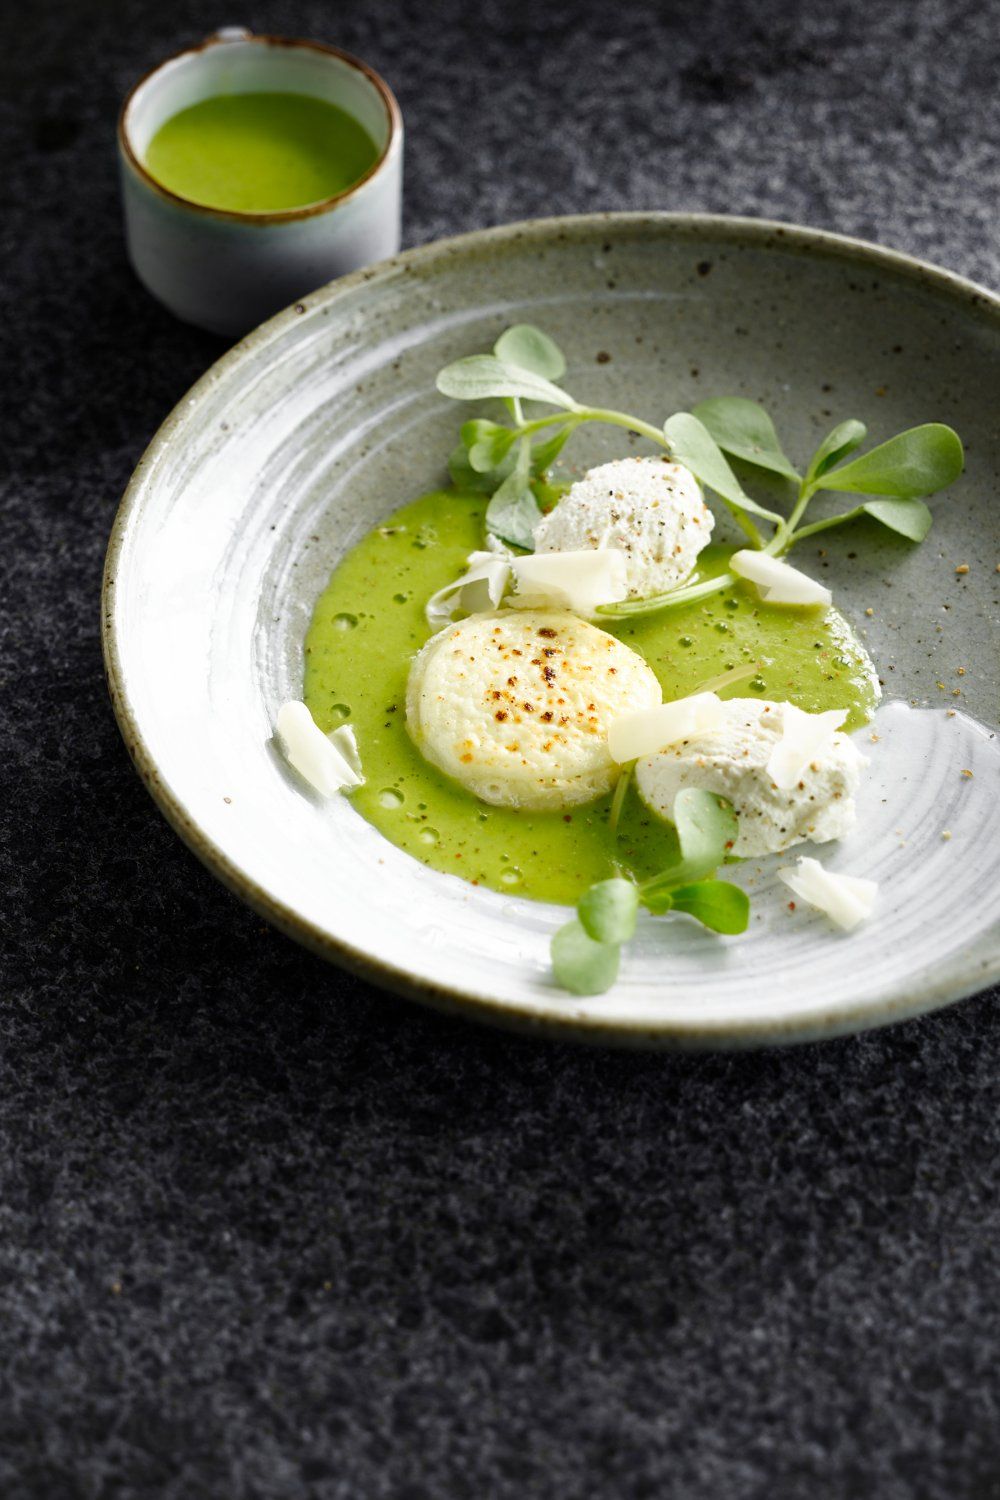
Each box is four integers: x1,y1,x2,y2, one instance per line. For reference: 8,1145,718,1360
532,456,713,597
406,610,661,810
635,697,865,858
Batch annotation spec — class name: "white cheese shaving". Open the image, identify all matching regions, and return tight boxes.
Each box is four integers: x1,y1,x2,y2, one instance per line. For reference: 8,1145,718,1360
766,703,850,790
608,691,726,764
777,856,878,931
328,723,363,780
730,550,832,607
425,550,510,626
509,547,629,617
275,701,363,796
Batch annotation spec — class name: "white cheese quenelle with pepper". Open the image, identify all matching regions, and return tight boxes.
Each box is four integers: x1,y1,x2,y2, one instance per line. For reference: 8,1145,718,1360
634,697,865,857
406,611,661,810
532,456,714,597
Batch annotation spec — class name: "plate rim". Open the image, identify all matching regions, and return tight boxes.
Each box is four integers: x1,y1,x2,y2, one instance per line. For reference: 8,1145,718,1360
103,210,1000,1048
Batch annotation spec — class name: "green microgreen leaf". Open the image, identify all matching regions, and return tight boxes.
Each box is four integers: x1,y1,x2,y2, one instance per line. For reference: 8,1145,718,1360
806,419,867,482
485,461,541,550
672,787,739,878
814,423,964,499
437,355,577,410
663,413,779,522
608,761,634,838
641,888,674,916
461,419,516,473
692,397,800,481
578,878,639,944
531,475,571,513
528,422,575,475
449,442,516,494
638,790,739,907
861,498,934,541
669,880,750,934
551,920,621,996
494,325,567,380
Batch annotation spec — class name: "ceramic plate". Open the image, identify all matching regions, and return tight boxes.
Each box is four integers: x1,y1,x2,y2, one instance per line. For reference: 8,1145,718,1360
103,214,1000,1046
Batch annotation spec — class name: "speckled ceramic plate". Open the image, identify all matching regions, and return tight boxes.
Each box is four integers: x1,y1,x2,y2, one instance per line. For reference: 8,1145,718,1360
104,214,1000,1047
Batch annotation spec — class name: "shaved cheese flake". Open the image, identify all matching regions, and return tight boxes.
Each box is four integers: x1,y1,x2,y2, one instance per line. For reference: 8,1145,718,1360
730,550,832,607
329,723,363,779
608,691,726,764
510,548,628,617
778,856,878,931
767,703,849,790
276,701,363,796
425,550,510,626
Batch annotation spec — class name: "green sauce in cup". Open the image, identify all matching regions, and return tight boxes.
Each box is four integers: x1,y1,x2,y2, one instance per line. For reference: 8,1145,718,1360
144,91,379,213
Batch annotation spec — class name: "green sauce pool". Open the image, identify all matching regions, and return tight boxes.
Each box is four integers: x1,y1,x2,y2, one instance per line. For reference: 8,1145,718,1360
303,490,878,907
144,92,378,213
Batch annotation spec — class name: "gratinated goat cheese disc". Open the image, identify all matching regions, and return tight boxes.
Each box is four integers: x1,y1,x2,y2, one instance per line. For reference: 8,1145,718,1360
532,457,714,597
406,611,661,810
634,697,865,857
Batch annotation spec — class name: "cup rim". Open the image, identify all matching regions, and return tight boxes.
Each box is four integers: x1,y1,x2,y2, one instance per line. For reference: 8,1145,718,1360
118,31,402,225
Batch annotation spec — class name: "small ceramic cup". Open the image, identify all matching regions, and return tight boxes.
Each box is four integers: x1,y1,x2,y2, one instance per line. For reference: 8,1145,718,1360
118,29,403,338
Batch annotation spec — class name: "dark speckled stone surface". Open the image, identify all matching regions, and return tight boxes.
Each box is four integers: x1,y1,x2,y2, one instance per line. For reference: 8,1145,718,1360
3,1,1000,1495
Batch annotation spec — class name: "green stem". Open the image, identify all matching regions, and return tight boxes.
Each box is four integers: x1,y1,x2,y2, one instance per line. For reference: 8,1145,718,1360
511,406,667,448
691,662,761,695
513,411,575,436
784,508,862,544
765,478,819,555
608,761,633,837
721,501,766,549
574,406,671,447
597,570,736,619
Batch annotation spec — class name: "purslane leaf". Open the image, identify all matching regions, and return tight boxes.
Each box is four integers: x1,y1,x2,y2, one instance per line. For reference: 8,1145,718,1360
807,419,867,481
494,324,567,380
814,423,963,498
578,878,639,944
862,498,934,541
531,476,571,513
673,788,739,877
437,355,578,410
551,920,621,996
485,469,542,550
449,442,515,494
640,888,674,916
460,418,503,449
664,413,778,521
462,419,516,473
692,397,800,480
529,423,574,475
638,791,739,906
669,880,750,934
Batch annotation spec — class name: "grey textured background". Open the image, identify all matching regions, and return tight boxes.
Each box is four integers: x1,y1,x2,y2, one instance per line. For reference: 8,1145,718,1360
3,1,1000,1496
